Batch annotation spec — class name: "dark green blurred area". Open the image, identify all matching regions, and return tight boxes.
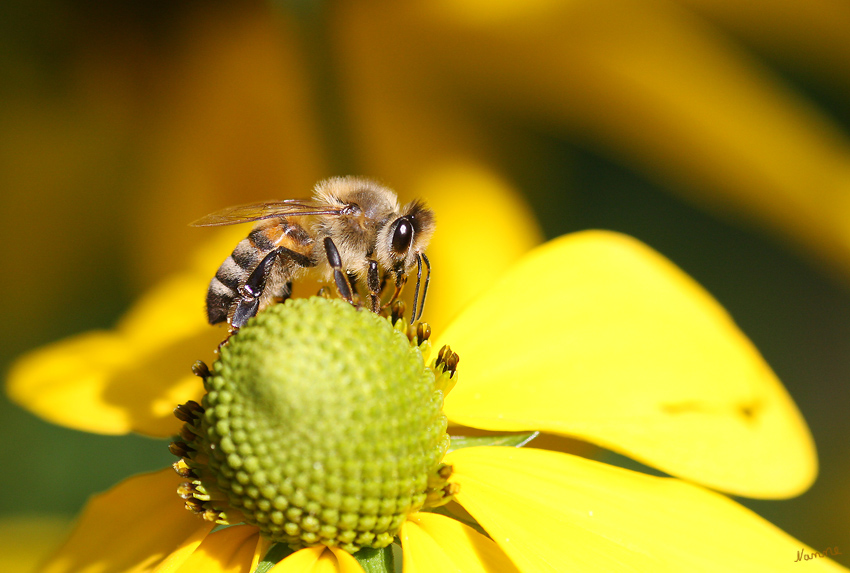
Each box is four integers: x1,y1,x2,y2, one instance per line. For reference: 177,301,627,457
1,0,847,568
0,0,203,544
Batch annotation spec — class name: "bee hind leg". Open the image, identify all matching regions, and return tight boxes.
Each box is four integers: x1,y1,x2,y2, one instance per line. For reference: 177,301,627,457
229,247,282,329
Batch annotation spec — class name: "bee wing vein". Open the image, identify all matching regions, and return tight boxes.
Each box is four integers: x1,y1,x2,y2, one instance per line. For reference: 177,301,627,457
190,200,348,227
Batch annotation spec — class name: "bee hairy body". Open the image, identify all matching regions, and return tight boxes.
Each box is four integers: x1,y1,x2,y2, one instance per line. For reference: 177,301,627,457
206,219,314,326
193,177,435,331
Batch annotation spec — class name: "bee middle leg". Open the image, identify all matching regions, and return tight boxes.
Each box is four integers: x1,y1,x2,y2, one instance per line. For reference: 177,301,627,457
323,237,355,305
230,248,310,329
367,260,380,313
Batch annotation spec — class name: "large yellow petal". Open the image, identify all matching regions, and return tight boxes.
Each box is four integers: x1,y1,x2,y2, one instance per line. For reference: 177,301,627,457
6,270,221,437
449,447,847,572
400,512,520,573
271,546,363,573
5,228,244,437
168,526,259,573
43,469,214,573
437,231,815,498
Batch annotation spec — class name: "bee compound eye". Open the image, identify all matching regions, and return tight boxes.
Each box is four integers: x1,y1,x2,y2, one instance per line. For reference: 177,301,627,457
391,218,414,254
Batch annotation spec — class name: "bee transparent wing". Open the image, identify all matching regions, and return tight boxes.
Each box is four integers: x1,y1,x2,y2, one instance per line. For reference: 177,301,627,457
190,199,348,227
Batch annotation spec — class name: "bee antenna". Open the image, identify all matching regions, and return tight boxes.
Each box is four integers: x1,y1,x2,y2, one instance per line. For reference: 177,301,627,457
418,253,431,322
411,253,431,323
410,254,422,325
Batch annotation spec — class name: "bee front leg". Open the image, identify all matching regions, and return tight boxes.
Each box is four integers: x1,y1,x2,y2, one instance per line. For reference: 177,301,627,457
230,247,282,329
323,237,355,304
367,259,380,313
346,271,362,306
410,253,431,323
382,266,407,310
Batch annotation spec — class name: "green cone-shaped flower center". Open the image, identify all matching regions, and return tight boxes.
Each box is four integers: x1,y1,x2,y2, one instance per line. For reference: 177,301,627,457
200,298,449,552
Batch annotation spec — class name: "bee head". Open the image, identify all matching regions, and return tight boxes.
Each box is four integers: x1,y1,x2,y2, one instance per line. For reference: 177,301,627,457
378,200,435,272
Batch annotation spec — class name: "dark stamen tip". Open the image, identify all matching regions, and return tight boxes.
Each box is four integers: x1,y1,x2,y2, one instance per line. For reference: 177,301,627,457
405,324,417,342
169,441,193,457
416,323,431,344
173,400,204,422
391,300,406,325
172,460,195,478
185,400,205,414
185,499,205,513
177,482,195,498
191,360,211,379
435,345,460,376
180,426,197,442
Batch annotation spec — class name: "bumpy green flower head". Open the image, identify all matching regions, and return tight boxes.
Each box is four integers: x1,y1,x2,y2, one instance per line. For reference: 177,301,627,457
171,297,457,554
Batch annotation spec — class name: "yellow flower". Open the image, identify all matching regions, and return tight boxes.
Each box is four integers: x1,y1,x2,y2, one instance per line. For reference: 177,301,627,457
10,227,845,571
5,2,850,568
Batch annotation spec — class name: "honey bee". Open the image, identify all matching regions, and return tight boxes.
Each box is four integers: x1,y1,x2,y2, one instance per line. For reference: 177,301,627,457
191,176,435,330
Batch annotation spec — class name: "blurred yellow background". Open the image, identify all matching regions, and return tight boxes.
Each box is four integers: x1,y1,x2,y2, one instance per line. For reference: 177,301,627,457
1,0,848,568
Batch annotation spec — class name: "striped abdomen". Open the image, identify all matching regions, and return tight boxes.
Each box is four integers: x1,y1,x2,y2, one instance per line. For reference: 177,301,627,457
205,219,314,325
